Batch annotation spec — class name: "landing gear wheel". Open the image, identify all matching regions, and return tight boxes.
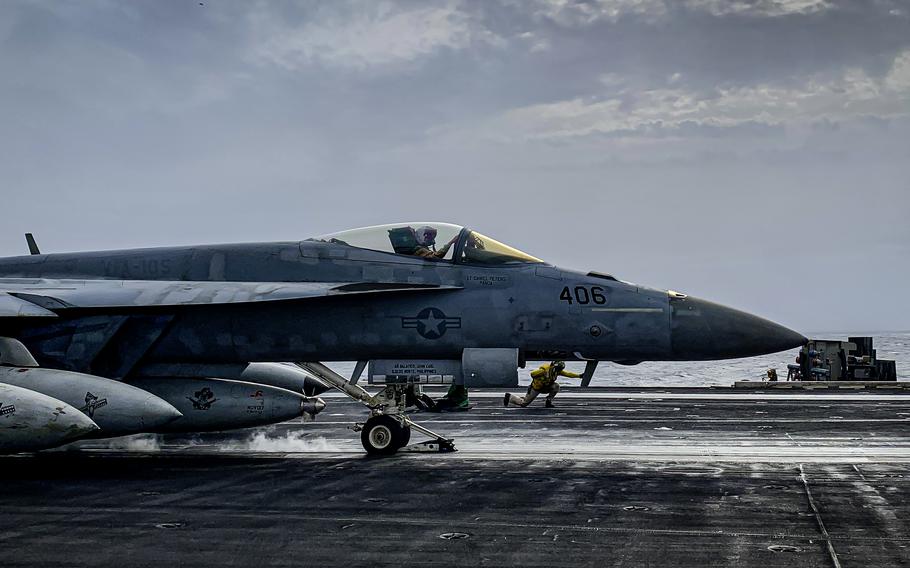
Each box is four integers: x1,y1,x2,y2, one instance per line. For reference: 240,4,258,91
397,425,411,449
361,415,406,455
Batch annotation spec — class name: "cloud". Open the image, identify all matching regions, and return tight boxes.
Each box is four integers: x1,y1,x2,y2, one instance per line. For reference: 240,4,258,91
248,1,500,71
518,31,551,53
684,0,832,17
885,50,910,91
489,49,910,140
522,0,833,26
524,0,668,25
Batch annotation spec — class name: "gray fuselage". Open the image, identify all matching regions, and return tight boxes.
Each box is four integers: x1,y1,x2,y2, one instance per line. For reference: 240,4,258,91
0,238,805,373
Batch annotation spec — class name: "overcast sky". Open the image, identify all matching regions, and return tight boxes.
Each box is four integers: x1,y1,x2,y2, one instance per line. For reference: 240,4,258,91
1,0,908,332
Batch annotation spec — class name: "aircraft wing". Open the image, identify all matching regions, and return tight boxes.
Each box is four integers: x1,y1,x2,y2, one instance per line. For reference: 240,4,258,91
0,292,58,317
0,279,461,314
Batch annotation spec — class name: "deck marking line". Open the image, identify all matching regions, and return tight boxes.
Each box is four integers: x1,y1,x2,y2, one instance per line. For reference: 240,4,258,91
800,464,842,568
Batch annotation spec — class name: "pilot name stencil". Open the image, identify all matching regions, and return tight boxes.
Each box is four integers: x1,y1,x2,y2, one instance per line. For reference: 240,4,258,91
187,387,217,411
0,402,15,417
465,274,510,287
79,392,108,418
402,307,462,340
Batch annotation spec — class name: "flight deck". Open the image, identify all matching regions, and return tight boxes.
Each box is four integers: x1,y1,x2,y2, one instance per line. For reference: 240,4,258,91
2,387,909,567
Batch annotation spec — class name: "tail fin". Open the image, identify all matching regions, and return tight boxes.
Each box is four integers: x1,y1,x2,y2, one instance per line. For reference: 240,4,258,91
24,233,40,255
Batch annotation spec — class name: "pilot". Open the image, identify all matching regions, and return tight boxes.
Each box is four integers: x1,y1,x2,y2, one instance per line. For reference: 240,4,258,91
504,360,582,408
413,226,454,259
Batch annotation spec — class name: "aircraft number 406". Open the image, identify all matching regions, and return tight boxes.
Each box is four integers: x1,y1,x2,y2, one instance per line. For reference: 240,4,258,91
559,286,606,305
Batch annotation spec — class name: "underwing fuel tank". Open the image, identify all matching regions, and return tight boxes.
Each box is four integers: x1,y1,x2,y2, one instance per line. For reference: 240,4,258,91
241,362,331,396
0,382,99,453
0,367,183,437
125,377,318,432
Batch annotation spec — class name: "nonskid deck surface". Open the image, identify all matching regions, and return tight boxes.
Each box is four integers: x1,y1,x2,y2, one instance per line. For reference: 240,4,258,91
2,388,909,567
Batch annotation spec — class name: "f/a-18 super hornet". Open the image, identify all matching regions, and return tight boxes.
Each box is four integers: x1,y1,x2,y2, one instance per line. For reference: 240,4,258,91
0,223,805,454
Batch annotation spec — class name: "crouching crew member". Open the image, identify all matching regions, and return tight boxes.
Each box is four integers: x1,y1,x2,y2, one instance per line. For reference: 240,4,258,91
504,360,581,408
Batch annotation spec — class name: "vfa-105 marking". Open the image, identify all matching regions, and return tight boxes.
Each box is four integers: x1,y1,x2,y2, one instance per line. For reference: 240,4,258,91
0,222,805,454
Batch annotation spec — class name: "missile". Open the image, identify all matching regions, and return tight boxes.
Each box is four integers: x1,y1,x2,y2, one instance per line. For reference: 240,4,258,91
125,377,318,432
241,362,331,397
0,367,182,437
0,382,99,453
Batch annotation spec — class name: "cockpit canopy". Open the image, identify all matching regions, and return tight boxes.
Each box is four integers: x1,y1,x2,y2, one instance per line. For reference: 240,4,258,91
308,222,543,265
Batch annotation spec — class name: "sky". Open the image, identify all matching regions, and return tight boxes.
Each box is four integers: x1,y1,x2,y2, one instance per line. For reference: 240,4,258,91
0,0,908,332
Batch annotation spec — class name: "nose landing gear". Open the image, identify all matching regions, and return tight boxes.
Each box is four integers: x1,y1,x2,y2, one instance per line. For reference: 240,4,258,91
359,415,409,455
296,362,455,455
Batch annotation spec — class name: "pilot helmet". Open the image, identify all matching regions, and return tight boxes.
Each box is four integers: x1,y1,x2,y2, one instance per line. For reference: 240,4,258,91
415,226,438,247
551,360,566,371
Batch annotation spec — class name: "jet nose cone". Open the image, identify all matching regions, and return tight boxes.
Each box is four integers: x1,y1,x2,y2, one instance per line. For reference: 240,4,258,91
670,295,806,360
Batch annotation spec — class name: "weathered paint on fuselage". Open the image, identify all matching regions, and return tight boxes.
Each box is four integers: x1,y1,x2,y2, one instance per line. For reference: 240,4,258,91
0,236,805,373
0,240,670,364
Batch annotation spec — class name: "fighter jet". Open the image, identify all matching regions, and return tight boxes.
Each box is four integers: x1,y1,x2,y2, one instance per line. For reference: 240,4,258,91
0,222,805,454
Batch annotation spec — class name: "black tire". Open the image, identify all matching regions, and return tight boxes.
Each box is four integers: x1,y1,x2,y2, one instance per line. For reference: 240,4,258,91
361,415,405,455
396,425,411,449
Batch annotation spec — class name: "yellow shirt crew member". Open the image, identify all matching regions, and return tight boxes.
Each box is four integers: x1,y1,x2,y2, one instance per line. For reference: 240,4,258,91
505,360,581,408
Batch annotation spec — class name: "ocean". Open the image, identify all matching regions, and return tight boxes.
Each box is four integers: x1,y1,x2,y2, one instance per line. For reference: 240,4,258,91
324,331,909,387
